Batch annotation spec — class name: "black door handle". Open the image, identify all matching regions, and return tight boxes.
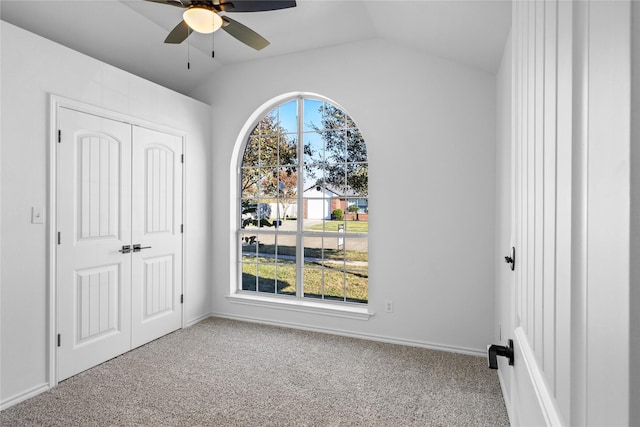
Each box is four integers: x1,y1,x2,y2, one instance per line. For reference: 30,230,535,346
504,246,515,271
133,244,151,252
487,339,514,369
118,245,131,254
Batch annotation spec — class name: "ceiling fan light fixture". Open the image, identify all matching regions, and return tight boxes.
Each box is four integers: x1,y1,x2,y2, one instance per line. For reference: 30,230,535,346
183,6,223,34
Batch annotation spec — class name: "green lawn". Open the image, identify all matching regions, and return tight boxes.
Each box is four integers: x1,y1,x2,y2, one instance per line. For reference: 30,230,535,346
242,256,368,303
243,243,368,262
305,220,368,233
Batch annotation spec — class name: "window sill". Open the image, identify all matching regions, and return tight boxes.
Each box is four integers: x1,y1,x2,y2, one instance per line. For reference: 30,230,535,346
226,293,375,320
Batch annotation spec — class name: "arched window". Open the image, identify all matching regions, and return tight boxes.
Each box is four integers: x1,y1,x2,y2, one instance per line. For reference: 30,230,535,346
238,95,369,304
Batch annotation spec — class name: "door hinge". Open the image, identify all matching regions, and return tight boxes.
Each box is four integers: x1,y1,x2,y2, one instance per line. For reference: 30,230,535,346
181,154,184,163
181,224,184,233
58,130,61,143
57,334,61,347
57,232,61,245
180,294,184,304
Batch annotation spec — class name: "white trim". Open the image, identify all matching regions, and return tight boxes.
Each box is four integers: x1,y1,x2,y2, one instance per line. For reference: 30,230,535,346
497,369,513,425
48,94,187,388
514,327,563,426
48,96,58,389
50,95,186,138
210,312,486,357
180,134,187,330
185,312,212,328
0,383,50,411
226,293,374,320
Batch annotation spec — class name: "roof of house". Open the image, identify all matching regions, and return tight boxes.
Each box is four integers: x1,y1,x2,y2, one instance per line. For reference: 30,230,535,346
303,184,362,198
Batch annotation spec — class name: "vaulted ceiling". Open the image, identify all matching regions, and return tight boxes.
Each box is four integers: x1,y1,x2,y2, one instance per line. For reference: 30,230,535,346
1,0,511,97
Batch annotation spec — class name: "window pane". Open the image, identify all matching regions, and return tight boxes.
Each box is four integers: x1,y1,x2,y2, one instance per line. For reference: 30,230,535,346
242,135,260,167
324,130,346,163
258,269,276,293
277,198,297,222
321,269,346,302
276,234,296,260
302,162,323,194
259,133,279,167
241,202,259,229
275,264,296,296
276,167,298,200
258,167,279,199
345,269,368,303
323,103,345,130
345,163,368,197
345,198,368,227
344,238,368,266
302,267,323,300
303,236,324,263
240,232,260,252
303,166,330,227
303,131,324,165
242,202,273,228
324,163,347,192
346,129,367,162
264,108,278,125
241,168,259,199
304,99,323,131
241,261,257,291
280,134,298,166
279,99,298,134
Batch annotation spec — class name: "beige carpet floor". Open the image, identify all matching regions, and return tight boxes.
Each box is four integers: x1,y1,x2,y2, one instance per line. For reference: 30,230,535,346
1,317,509,426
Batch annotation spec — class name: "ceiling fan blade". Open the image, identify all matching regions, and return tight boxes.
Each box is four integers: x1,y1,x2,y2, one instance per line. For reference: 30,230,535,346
144,0,189,8
165,20,193,44
216,0,296,13
221,16,270,50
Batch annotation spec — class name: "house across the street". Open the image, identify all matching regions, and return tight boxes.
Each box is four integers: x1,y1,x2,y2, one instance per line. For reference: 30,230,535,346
302,185,368,221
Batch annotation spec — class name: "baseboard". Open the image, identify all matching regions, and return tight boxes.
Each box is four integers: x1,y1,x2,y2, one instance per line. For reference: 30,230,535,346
514,327,563,426
185,312,212,328
497,369,513,424
209,312,486,357
0,383,50,411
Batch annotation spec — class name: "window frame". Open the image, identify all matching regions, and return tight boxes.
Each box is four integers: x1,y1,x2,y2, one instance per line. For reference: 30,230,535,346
233,94,371,315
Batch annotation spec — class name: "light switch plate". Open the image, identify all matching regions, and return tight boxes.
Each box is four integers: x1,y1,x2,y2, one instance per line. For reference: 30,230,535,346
31,207,44,224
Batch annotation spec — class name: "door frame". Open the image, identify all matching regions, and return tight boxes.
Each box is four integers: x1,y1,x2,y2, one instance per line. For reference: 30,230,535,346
48,94,187,387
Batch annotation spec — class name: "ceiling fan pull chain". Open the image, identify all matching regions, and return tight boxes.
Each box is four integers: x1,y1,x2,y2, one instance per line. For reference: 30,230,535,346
187,39,191,70
212,31,215,58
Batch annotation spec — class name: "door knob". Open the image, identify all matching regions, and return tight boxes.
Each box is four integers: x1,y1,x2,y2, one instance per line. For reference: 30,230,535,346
118,245,131,254
487,339,514,369
504,246,515,271
133,244,151,252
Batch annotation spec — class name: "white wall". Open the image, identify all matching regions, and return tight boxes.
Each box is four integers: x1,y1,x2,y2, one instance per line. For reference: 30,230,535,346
494,31,512,415
193,38,497,354
0,22,212,407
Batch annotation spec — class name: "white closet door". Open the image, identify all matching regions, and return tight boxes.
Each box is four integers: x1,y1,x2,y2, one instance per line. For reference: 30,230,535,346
57,108,133,381
130,126,183,348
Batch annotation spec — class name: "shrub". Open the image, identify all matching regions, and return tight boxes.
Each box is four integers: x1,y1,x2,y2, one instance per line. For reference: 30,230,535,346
332,208,343,220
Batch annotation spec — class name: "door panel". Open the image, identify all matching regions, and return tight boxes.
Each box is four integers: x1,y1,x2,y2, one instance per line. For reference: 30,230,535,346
509,1,574,424
57,108,132,381
57,109,184,380
131,126,183,348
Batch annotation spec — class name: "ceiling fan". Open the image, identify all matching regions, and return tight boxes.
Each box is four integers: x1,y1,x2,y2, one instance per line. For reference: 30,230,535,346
145,0,296,50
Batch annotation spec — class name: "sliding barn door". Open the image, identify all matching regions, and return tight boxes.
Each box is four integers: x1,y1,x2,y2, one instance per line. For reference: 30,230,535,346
510,1,572,424
509,1,631,425
57,108,184,380
131,126,183,348
57,108,133,380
